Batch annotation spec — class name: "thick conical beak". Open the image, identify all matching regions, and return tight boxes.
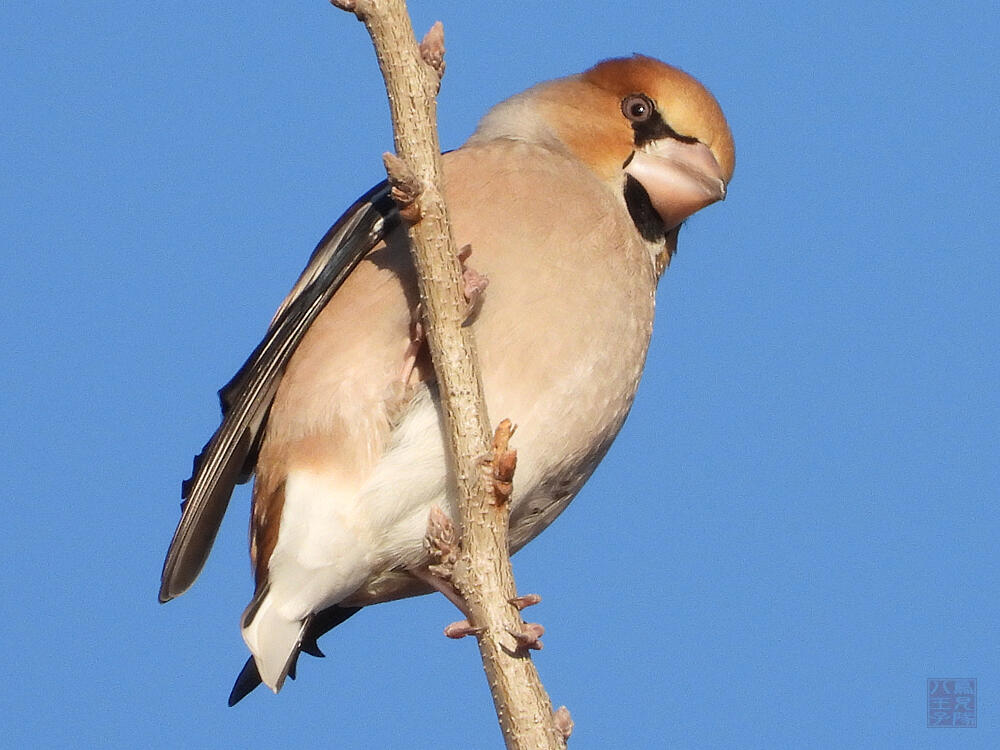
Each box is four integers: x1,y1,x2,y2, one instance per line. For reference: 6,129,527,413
624,139,726,230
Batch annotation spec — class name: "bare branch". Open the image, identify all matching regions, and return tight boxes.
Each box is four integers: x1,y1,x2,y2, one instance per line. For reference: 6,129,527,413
331,2,567,747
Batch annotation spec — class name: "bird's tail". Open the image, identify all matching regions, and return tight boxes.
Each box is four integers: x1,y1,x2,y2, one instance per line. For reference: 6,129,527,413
229,594,364,705
239,586,307,695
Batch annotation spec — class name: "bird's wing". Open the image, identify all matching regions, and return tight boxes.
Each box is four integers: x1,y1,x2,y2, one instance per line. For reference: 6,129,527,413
159,181,400,603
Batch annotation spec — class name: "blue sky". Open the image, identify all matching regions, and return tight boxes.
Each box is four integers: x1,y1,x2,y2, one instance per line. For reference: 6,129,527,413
3,2,998,748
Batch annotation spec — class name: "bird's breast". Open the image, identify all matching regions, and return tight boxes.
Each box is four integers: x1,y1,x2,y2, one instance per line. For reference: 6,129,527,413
259,140,659,605
443,141,658,548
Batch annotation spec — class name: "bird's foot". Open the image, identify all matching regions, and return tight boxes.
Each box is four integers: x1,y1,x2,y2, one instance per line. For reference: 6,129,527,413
507,621,545,651
411,564,471,620
423,505,459,581
488,419,517,504
553,706,574,740
458,244,488,320
399,304,425,385
400,244,486,380
382,152,423,223
444,619,483,639
509,593,542,610
412,506,472,621
507,592,544,649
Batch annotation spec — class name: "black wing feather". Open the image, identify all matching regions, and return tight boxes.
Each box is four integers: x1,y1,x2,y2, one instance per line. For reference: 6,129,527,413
159,182,399,603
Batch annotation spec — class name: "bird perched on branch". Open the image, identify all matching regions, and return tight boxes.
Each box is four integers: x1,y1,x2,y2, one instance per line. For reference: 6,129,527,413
160,54,734,704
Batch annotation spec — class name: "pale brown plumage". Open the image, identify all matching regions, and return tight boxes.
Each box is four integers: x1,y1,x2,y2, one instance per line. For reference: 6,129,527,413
160,55,734,703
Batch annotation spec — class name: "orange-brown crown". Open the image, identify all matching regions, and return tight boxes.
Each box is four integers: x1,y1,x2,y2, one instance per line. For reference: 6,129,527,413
526,55,734,184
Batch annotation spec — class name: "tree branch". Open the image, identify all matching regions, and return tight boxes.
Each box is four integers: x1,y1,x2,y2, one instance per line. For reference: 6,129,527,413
330,1,568,747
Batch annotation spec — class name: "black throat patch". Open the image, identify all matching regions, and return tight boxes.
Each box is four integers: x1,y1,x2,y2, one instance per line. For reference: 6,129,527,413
623,174,666,243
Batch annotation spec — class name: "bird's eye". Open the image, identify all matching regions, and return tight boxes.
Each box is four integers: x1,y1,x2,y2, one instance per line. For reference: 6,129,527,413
621,94,655,123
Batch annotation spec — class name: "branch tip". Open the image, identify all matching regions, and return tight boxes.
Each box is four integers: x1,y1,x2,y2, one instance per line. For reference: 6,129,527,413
419,21,446,81
329,0,358,13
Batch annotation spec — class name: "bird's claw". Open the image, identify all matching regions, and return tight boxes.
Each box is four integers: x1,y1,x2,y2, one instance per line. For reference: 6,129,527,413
444,619,483,639
399,304,425,385
553,706,574,740
458,244,488,320
423,505,458,582
507,622,545,651
490,419,517,504
509,593,542,610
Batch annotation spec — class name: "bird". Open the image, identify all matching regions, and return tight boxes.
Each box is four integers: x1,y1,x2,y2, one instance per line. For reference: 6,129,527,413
160,54,734,705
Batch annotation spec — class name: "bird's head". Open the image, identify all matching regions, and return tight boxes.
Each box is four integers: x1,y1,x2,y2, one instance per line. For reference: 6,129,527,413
471,55,734,244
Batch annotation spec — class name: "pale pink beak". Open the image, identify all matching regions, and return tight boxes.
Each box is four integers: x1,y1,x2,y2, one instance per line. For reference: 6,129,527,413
624,139,727,230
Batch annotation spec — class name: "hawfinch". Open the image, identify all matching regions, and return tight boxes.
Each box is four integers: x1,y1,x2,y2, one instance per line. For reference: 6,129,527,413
160,54,734,704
